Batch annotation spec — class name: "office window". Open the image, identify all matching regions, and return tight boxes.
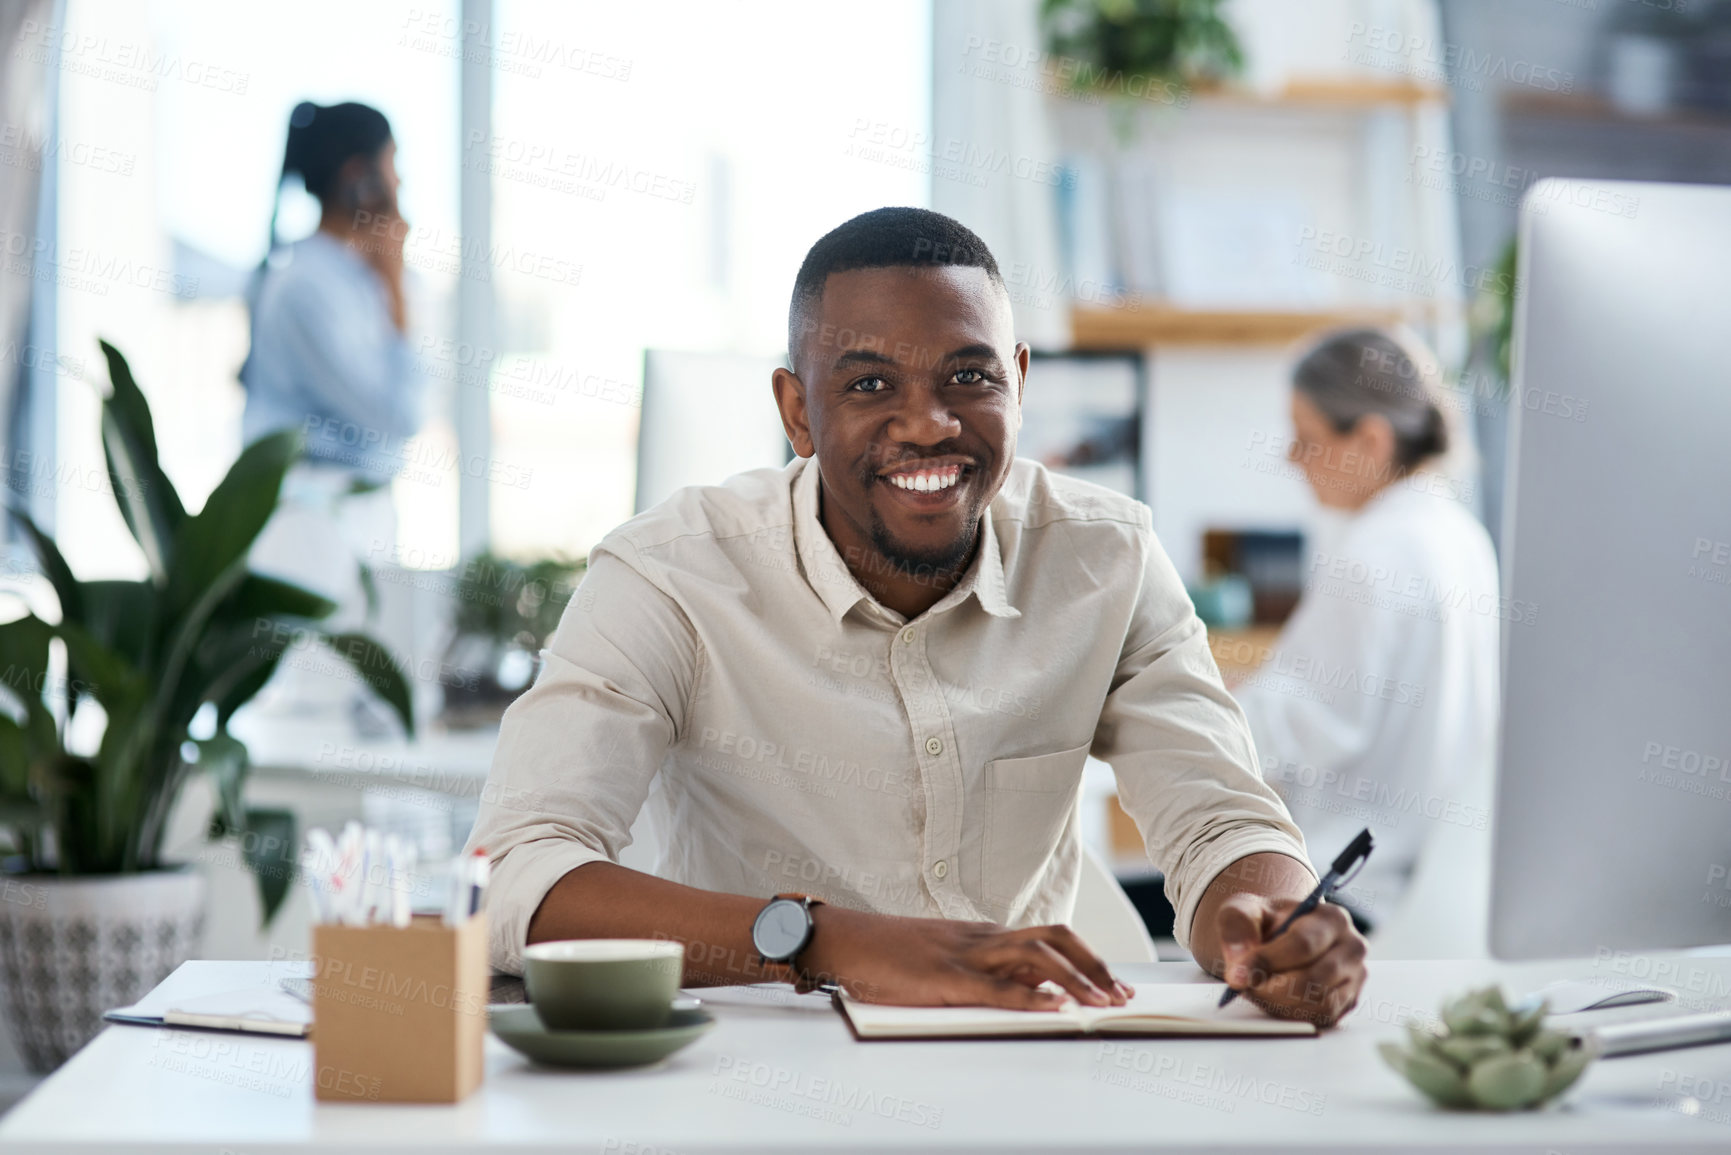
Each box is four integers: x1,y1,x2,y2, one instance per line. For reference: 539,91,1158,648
48,0,462,576
480,0,931,559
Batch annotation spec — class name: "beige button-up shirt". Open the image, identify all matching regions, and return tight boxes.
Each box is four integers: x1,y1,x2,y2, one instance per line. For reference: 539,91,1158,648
468,457,1310,974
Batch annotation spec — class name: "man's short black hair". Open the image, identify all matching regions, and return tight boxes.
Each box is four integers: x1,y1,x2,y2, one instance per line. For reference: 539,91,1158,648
787,207,1003,358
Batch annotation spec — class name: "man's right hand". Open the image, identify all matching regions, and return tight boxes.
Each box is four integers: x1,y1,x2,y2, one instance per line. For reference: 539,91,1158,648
795,905,1133,1010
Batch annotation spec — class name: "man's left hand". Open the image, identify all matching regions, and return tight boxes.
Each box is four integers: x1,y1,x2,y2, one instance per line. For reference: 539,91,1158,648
1212,893,1366,1027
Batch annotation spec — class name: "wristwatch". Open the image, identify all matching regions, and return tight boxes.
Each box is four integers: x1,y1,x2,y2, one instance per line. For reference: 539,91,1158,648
752,893,824,985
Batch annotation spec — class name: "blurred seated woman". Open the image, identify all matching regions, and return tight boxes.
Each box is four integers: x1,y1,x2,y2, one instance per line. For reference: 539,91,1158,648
1230,329,1499,945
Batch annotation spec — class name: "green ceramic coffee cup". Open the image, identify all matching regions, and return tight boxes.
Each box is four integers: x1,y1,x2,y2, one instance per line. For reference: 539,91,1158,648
524,939,686,1032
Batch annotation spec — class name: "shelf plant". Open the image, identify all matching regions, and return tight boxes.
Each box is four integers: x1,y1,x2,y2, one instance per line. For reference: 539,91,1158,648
1040,0,1245,98
440,551,583,727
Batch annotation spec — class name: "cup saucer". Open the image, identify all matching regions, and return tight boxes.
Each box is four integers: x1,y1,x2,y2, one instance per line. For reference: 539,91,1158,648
489,1004,715,1069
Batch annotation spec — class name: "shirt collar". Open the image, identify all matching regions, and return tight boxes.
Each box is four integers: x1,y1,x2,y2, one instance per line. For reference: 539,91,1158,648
790,458,1021,626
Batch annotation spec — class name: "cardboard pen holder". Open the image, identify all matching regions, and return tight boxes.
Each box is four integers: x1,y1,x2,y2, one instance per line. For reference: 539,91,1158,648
311,913,488,1103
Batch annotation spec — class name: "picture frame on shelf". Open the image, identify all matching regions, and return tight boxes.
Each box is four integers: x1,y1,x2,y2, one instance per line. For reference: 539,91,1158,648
1021,351,1145,501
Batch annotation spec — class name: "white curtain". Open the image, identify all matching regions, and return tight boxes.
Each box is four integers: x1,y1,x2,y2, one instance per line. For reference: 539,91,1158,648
931,0,1069,350
0,0,54,478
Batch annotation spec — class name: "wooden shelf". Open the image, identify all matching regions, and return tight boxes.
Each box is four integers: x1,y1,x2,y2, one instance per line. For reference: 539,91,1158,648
1069,302,1409,349
1281,76,1448,106
1208,624,1285,680
1498,91,1731,187
1502,90,1731,133
1191,76,1449,110
1054,75,1448,117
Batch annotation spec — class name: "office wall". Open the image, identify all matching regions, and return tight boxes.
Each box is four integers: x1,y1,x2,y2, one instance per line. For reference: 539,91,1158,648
1145,348,1321,584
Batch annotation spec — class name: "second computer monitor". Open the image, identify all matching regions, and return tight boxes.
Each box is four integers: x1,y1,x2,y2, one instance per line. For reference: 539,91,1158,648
1490,179,1731,959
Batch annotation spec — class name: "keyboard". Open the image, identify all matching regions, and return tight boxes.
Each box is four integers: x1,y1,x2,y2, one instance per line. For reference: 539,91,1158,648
1589,1010,1731,1057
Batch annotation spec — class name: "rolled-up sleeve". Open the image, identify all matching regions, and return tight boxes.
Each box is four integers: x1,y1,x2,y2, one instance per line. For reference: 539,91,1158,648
1092,513,1314,952
464,540,703,974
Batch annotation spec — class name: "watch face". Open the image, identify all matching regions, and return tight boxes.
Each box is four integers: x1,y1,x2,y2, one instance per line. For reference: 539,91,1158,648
753,899,811,960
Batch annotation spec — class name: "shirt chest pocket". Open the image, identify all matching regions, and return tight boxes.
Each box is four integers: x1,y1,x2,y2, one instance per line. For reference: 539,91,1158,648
981,742,1090,910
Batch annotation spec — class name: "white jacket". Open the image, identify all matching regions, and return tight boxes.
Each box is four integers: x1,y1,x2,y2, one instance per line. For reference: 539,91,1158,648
1233,476,1501,933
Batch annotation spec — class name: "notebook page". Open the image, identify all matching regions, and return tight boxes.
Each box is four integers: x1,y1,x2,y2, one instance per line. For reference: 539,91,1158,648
839,997,1084,1038
840,984,1316,1039
1071,984,1314,1034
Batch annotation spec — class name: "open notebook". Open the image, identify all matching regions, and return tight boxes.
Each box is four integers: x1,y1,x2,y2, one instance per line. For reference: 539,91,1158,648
838,983,1317,1040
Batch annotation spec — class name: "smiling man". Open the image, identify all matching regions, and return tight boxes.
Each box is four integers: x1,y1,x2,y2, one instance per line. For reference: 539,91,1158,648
467,207,1368,1024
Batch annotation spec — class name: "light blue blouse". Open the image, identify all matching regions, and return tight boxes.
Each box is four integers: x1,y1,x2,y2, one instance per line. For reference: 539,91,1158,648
241,231,427,485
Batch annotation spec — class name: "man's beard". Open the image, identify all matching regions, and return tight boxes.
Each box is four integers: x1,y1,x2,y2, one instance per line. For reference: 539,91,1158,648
865,507,980,583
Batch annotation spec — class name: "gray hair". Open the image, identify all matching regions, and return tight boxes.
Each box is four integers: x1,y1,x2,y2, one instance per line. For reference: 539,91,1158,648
1291,328,1449,470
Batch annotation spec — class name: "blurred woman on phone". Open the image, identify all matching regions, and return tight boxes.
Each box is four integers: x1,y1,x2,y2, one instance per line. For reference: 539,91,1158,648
241,101,427,719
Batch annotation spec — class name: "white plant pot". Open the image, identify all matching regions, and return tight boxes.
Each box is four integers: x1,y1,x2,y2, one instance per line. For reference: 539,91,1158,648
0,869,205,1072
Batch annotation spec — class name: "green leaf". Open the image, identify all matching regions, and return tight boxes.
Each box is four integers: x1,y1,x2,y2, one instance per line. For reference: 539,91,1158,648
1540,1042,1595,1102
0,615,57,755
241,806,297,927
98,340,186,582
97,340,166,478
0,613,52,692
6,508,81,623
165,430,300,621
194,733,249,838
230,574,337,622
1531,1028,1570,1064
55,622,151,867
323,632,415,737
0,755,45,859
179,571,334,731
78,580,157,670
1467,1051,1547,1110
214,648,285,729
56,619,146,704
37,754,101,873
0,794,44,828
357,561,379,620
152,556,252,736
1401,1048,1474,1108
1438,1035,1510,1070
0,714,35,799
193,620,296,729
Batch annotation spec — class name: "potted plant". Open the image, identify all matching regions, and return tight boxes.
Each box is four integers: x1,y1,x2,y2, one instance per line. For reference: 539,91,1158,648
1469,237,1518,388
439,552,583,729
1039,0,1244,100
0,341,414,1071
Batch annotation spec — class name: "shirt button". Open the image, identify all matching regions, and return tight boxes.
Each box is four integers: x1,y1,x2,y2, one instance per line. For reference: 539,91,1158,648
901,627,916,645
933,860,949,880
925,737,943,756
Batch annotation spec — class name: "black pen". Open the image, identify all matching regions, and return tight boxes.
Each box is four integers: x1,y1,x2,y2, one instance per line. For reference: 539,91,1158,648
1218,828,1374,1009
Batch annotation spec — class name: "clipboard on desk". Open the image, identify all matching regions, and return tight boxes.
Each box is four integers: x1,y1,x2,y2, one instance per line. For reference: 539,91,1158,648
104,985,312,1038
281,972,528,1006
105,972,527,1040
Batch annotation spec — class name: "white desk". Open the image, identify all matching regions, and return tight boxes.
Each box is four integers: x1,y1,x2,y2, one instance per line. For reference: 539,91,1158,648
228,712,499,785
4,957,1731,1153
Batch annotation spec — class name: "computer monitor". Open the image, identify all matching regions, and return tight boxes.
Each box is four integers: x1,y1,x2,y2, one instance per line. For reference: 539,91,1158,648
1489,179,1731,960
636,350,790,514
